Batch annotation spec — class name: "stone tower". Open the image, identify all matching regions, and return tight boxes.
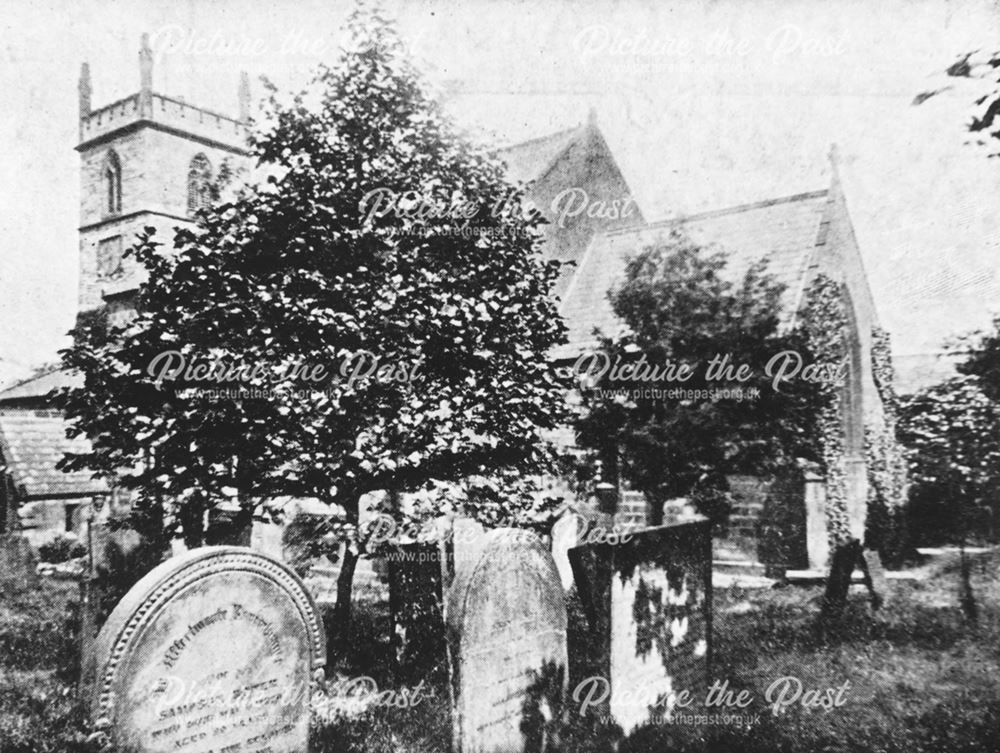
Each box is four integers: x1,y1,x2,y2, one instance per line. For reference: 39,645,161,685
76,34,252,320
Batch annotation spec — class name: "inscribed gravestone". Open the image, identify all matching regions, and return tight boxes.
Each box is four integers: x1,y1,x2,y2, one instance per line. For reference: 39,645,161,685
89,546,325,753
569,521,712,736
447,528,568,753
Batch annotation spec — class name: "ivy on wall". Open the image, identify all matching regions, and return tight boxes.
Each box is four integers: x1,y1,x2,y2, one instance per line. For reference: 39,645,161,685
865,326,909,562
799,274,852,548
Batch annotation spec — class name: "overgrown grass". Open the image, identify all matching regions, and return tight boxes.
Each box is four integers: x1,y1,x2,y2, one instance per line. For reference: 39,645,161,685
3,553,1000,752
0,580,94,753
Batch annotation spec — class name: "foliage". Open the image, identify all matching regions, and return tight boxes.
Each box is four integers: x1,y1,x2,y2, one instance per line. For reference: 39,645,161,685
958,312,1000,400
914,50,1000,158
865,326,910,563
37,534,86,564
0,581,96,753
798,274,851,546
0,580,78,673
898,375,1000,544
56,5,570,641
573,227,823,523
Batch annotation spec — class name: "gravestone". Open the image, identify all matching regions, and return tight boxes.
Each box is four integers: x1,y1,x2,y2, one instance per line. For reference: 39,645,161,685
388,539,449,682
551,511,582,591
569,521,712,736
0,475,38,590
0,533,38,590
450,517,486,585
446,528,568,753
89,546,325,753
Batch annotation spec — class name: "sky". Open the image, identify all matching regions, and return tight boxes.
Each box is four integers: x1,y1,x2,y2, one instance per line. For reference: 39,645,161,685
1,0,999,388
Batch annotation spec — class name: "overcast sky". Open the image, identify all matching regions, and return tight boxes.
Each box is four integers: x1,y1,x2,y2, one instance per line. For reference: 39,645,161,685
1,0,998,388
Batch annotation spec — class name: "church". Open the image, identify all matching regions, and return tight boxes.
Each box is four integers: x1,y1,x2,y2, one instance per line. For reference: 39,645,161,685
0,34,894,574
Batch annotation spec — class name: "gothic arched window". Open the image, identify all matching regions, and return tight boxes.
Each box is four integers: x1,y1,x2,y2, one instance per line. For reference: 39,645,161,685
103,150,122,215
187,153,214,215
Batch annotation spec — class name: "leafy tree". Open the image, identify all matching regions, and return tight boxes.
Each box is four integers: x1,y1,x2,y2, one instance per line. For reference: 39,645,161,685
957,314,1000,400
572,228,823,525
914,50,1000,156
898,374,1000,621
57,6,569,658
896,317,1000,547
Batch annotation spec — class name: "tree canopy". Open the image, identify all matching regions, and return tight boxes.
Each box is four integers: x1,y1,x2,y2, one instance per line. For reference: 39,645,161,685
572,228,824,523
57,7,569,550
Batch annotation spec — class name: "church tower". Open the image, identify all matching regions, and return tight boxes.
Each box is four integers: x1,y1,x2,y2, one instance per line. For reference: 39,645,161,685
76,34,252,320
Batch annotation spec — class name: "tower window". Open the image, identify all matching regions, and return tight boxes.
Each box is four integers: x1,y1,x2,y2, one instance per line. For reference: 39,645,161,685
103,150,122,215
187,153,214,215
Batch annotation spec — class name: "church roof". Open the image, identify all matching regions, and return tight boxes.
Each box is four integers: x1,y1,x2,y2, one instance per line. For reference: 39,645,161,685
0,409,106,500
557,189,830,357
495,126,582,185
0,368,80,406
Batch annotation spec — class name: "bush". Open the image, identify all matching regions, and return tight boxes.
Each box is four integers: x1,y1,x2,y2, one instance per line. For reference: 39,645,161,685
37,535,86,564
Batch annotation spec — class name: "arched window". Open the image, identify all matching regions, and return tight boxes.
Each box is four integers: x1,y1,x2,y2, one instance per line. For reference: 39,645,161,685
103,150,122,215
187,153,213,215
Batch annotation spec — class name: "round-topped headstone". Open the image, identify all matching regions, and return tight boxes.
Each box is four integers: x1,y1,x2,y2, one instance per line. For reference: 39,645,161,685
446,528,567,753
90,546,325,753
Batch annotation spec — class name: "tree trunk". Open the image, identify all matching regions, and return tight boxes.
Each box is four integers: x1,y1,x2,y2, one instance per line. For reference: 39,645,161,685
327,545,359,669
821,539,860,620
179,501,205,549
647,496,664,527
959,541,978,624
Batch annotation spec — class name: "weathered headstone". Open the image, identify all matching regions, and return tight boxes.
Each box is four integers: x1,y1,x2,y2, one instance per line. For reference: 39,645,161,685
551,511,582,591
0,533,38,590
569,521,712,736
89,546,325,753
0,474,38,590
450,517,486,584
446,528,568,753
388,540,448,682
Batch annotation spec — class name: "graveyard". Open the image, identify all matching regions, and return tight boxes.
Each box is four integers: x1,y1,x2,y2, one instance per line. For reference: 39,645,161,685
1,539,999,753
1,4,999,753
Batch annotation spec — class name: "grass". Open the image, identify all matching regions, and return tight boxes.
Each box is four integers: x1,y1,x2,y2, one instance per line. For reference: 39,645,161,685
3,552,1000,752
0,580,94,753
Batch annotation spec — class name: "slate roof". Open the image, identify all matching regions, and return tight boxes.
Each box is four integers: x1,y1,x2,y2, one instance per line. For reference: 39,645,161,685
557,190,830,357
0,368,80,405
495,126,582,185
0,409,106,499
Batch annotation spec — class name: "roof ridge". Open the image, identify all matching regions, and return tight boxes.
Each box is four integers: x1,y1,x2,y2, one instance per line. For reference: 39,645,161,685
494,124,582,154
611,189,829,238
0,365,66,395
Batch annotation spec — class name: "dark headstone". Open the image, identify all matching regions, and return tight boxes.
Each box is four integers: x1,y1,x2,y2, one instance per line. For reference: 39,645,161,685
0,533,38,590
388,540,448,682
569,521,712,735
89,546,325,753
205,506,252,546
446,528,567,753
